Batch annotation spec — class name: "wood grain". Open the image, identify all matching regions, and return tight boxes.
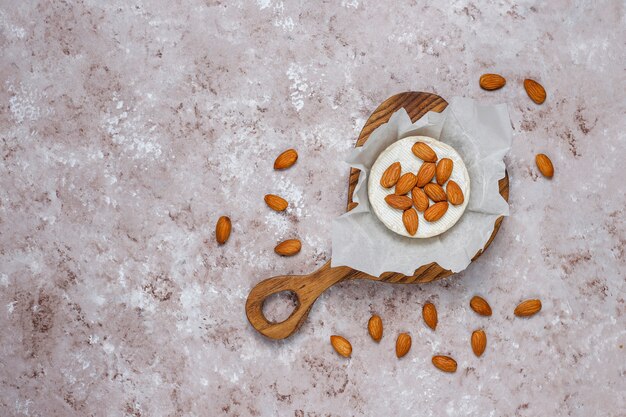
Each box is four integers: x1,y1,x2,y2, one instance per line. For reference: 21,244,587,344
246,92,510,339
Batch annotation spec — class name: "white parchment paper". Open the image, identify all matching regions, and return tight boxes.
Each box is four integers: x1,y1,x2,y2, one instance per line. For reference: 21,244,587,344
331,97,512,274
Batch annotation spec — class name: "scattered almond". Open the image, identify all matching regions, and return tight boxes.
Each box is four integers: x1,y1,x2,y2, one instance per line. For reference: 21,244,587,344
402,208,419,236
330,335,352,358
368,315,383,342
422,302,438,330
215,216,231,245
396,333,412,358
479,73,506,90
469,296,492,316
274,239,301,256
471,330,487,357
424,201,448,222
436,158,453,185
446,181,464,205
411,187,429,212
432,355,457,373
380,162,402,188
416,162,436,187
273,149,298,170
424,183,447,202
411,142,438,162
385,195,413,210
264,194,288,211
524,79,546,104
395,173,418,195
535,154,554,178
514,299,542,317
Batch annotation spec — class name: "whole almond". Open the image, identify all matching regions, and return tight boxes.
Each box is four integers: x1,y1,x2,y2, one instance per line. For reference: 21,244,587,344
368,315,383,342
432,355,457,373
471,330,487,357
535,154,554,178
215,216,231,245
416,162,436,187
396,333,412,358
436,158,453,185
402,208,419,235
514,299,542,317
446,181,464,205
412,142,438,162
330,335,352,358
380,162,402,188
424,201,448,222
524,79,546,104
470,296,492,316
264,194,288,211
424,183,447,202
422,302,438,330
395,173,418,195
411,187,430,212
274,239,301,256
274,149,298,170
479,73,506,90
385,195,413,210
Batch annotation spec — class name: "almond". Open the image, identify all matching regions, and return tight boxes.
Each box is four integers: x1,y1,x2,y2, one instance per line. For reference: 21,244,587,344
274,239,301,256
273,149,298,170
368,315,383,342
514,299,542,317
411,142,438,162
215,216,231,245
469,296,492,316
432,355,457,373
402,208,419,236
424,183,447,202
264,194,288,211
479,73,506,90
446,181,464,205
471,330,487,357
436,158,453,185
416,162,436,187
411,187,429,212
424,201,448,222
380,162,402,188
524,79,546,104
330,335,352,358
385,195,413,210
395,173,418,195
396,333,412,358
422,302,438,330
535,154,554,178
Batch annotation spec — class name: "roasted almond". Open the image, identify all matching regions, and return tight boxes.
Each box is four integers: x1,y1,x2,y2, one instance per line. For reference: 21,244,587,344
479,73,506,90
535,154,554,178
395,173,418,195
424,183,447,202
446,181,464,205
416,162,436,187
274,239,301,256
215,216,231,245
524,79,546,104
514,299,542,317
469,296,492,316
402,208,419,236
380,162,402,188
411,187,429,212
424,201,448,222
432,355,457,373
330,335,352,357
422,302,438,330
273,149,298,170
368,315,383,342
411,142,438,162
471,330,487,357
396,333,412,358
264,194,288,211
385,195,413,210
436,158,453,185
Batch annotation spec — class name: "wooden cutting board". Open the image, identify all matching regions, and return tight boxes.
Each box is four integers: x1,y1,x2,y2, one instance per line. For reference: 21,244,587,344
245,92,509,339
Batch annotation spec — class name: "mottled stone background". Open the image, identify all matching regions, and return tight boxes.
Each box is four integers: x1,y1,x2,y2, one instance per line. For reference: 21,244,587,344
1,0,625,416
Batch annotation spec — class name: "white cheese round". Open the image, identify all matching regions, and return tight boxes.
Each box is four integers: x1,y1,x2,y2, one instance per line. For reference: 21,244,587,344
368,136,470,238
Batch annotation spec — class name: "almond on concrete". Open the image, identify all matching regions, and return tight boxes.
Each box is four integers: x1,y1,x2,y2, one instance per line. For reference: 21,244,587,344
514,299,542,317
274,239,301,256
411,187,429,212
385,194,413,210
535,154,554,178
368,315,383,342
396,333,412,358
264,194,288,211
424,183,447,202
524,79,547,104
422,302,438,330
479,73,506,90
424,201,448,222
471,330,487,357
446,181,464,205
380,162,402,188
470,296,492,316
416,162,436,187
432,355,457,373
273,149,298,170
411,142,438,162
402,208,419,236
215,216,231,245
436,158,453,185
395,173,418,195
330,335,352,358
